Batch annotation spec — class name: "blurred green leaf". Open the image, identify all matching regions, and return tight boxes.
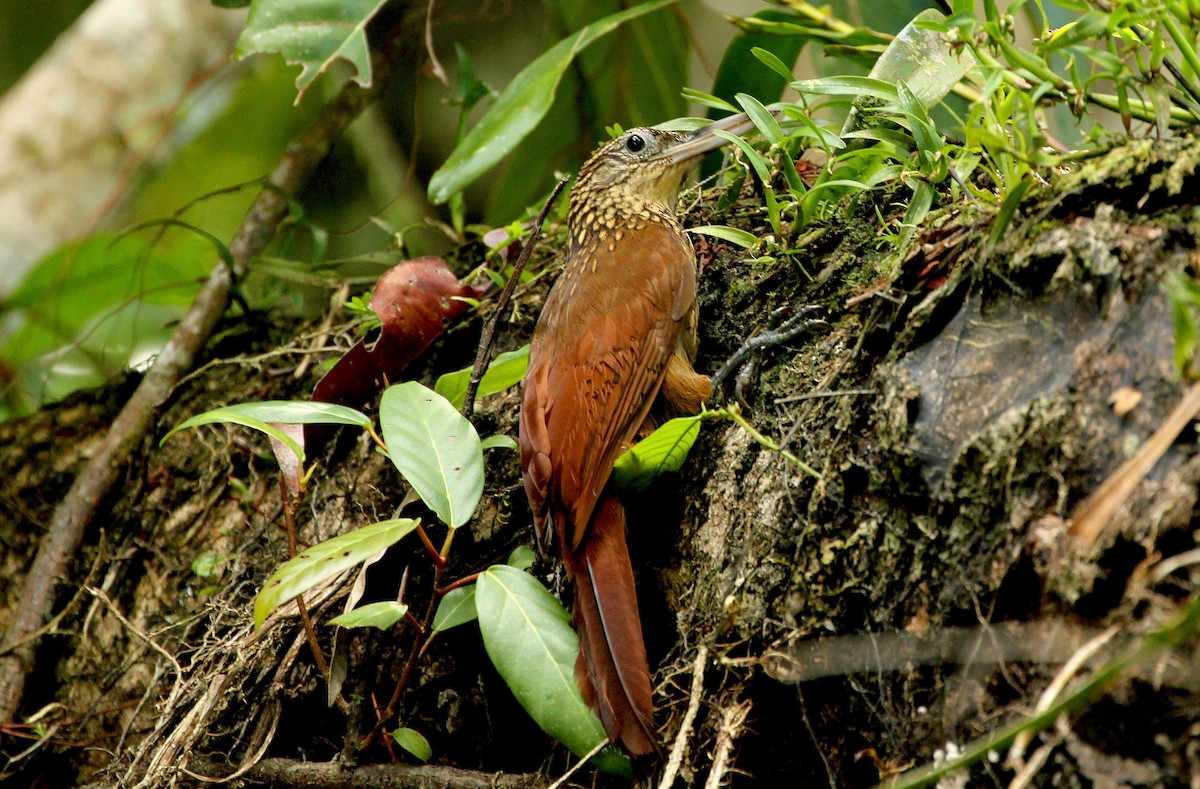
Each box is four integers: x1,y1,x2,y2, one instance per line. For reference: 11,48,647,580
254,519,418,627
428,0,677,204
711,10,807,115
434,345,530,410
392,728,432,762
433,586,478,631
328,601,409,629
476,565,630,776
380,382,483,529
481,434,519,452
507,545,536,570
236,0,388,101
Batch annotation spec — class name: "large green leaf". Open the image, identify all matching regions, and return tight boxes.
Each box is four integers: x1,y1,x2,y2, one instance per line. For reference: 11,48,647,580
254,518,418,627
427,0,677,204
475,566,630,776
380,382,483,529
434,345,531,410
611,414,705,492
236,0,388,101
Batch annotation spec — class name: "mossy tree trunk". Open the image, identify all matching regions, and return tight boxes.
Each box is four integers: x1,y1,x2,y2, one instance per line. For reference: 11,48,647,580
2,136,1199,788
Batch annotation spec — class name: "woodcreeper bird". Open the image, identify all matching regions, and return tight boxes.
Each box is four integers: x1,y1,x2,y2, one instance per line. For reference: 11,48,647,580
519,113,759,755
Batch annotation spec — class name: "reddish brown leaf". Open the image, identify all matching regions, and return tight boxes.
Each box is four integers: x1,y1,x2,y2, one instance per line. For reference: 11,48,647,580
307,258,487,450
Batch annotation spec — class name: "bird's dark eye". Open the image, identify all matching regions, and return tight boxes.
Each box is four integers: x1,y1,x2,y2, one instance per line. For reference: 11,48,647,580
625,134,646,153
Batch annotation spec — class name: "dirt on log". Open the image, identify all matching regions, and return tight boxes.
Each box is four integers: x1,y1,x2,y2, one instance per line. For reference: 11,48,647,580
2,135,1200,788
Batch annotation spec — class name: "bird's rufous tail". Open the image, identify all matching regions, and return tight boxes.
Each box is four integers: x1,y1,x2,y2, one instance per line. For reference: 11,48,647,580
566,492,656,755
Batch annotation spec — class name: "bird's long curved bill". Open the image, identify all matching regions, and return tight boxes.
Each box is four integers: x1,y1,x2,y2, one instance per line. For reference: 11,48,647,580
658,111,767,163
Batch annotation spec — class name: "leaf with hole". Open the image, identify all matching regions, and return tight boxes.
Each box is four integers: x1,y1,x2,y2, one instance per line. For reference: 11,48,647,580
380,382,483,529
254,519,418,628
236,0,389,102
476,565,630,776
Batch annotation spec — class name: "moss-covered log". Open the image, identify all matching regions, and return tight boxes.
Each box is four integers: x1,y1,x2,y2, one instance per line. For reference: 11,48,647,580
2,135,1199,788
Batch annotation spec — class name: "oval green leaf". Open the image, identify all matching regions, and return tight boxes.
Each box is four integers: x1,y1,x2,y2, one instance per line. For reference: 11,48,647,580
432,585,478,632
476,566,630,776
611,414,705,492
392,727,432,762
254,518,418,628
434,344,531,410
328,601,409,630
427,0,677,204
380,382,483,529
163,400,372,462
506,545,536,570
481,434,519,452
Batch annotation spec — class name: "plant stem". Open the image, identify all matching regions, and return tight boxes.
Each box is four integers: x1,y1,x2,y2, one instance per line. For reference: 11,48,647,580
461,177,568,416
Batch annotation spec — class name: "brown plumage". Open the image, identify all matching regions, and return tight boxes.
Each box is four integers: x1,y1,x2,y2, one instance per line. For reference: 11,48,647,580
518,114,757,755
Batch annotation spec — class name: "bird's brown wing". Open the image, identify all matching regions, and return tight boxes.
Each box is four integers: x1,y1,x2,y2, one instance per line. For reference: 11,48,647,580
520,222,696,549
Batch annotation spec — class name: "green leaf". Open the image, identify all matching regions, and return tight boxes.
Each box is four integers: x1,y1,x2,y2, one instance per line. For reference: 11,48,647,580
734,93,784,144
481,434,519,452
476,566,630,776
433,586,478,631
507,545,536,570
254,519,419,628
687,225,760,249
988,175,1034,247
612,415,705,492
162,400,373,464
434,345,531,410
380,382,484,529
709,10,807,113
791,75,900,102
427,0,677,204
392,727,432,762
163,410,305,465
328,601,409,629
236,0,388,101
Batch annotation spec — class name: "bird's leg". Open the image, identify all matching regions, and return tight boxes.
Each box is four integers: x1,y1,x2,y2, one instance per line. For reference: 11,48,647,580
710,305,828,400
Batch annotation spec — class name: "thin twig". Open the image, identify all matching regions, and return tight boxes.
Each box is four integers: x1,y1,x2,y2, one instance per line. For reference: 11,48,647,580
547,738,610,789
658,645,708,789
703,698,752,789
460,177,568,416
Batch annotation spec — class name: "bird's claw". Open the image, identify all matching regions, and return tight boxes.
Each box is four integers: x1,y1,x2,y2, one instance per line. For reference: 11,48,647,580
710,305,828,399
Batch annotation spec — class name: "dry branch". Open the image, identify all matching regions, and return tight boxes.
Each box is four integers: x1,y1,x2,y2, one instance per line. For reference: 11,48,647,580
188,758,542,789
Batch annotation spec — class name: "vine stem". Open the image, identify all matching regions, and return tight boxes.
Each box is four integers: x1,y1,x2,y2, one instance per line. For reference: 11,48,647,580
361,178,568,751
460,176,568,416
